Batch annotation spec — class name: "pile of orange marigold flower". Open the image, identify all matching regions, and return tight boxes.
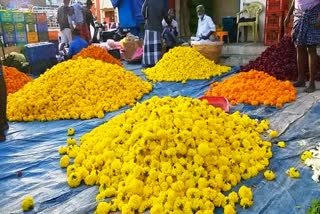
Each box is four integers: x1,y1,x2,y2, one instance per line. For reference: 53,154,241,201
72,45,122,67
3,66,33,95
205,70,296,108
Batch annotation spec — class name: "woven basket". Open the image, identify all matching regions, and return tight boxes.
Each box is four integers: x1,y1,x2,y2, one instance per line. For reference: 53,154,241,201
123,39,144,61
192,42,223,63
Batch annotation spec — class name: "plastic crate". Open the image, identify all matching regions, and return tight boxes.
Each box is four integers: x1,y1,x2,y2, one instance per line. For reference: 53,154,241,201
264,27,283,46
266,0,289,12
48,31,59,41
37,23,49,32
3,32,16,44
2,23,15,33
27,32,39,44
12,12,25,22
265,10,284,29
0,10,13,22
15,31,27,43
35,13,47,24
26,23,37,32
25,42,56,63
14,22,26,32
38,32,49,42
25,13,36,23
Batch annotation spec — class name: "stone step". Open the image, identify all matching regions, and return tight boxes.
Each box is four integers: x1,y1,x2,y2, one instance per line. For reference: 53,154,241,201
220,54,258,67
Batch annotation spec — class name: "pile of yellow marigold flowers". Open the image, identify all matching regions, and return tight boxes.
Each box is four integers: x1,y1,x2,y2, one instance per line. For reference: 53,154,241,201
3,66,33,95
7,58,152,121
72,45,122,67
59,96,274,214
143,47,230,83
206,70,296,108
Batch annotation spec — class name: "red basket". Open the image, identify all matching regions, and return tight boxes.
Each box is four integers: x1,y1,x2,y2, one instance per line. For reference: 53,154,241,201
265,10,284,29
199,96,230,112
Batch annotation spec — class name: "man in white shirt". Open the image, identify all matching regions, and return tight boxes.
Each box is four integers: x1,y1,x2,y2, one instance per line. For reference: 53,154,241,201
196,5,216,41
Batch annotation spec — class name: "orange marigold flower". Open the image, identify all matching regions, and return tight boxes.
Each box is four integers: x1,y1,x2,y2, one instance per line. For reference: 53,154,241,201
3,66,33,95
73,45,122,67
206,70,296,108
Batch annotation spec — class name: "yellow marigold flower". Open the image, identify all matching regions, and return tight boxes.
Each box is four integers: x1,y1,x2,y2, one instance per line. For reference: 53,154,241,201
286,167,300,178
238,186,253,200
301,150,313,162
143,47,230,82
128,194,142,210
264,170,276,181
58,96,274,213
67,128,75,136
277,141,286,148
269,130,279,138
240,197,253,209
67,172,82,188
58,146,68,155
96,202,111,214
7,58,152,121
21,195,34,211
60,155,70,168
150,204,163,214
197,142,210,157
228,191,239,204
66,138,77,146
224,204,236,214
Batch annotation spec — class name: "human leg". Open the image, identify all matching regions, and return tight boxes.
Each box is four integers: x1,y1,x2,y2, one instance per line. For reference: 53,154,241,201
304,45,318,93
293,45,308,87
0,65,7,141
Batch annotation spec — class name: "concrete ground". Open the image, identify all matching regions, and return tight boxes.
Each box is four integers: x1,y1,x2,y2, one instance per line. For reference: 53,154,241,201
220,42,320,67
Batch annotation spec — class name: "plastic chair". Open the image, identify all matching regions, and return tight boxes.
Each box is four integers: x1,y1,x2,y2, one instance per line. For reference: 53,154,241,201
216,31,229,44
236,2,263,43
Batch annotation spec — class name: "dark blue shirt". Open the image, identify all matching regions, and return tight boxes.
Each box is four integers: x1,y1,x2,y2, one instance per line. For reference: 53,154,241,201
68,36,88,57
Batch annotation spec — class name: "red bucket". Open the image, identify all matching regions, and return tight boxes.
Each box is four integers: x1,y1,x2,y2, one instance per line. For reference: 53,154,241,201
199,96,230,112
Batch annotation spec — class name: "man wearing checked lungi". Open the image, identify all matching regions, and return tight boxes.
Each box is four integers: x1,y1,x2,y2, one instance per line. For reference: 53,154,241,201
285,0,320,93
141,0,166,67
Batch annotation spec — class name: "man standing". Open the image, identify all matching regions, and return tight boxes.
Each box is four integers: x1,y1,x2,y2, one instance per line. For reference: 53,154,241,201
196,5,216,41
284,0,320,93
83,0,95,38
57,0,72,47
142,0,165,67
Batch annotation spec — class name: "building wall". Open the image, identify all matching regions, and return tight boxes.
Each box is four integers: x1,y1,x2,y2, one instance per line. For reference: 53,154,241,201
1,0,46,8
212,0,240,28
240,0,266,42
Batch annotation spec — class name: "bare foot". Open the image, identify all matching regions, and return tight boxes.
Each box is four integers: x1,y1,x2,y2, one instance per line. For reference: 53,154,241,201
304,83,316,93
293,80,306,87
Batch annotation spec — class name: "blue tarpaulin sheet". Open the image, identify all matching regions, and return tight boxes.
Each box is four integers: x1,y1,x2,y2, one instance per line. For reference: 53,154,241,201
0,63,320,213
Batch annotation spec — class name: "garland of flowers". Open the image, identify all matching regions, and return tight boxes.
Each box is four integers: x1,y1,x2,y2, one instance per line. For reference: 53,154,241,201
7,58,152,121
205,70,296,108
3,66,33,95
72,45,122,67
143,47,230,83
58,96,275,214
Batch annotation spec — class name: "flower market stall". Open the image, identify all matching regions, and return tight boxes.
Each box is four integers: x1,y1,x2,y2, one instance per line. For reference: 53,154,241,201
0,45,320,214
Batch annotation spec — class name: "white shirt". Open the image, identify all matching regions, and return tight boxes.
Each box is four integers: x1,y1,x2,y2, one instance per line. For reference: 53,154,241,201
196,14,216,38
162,19,179,35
